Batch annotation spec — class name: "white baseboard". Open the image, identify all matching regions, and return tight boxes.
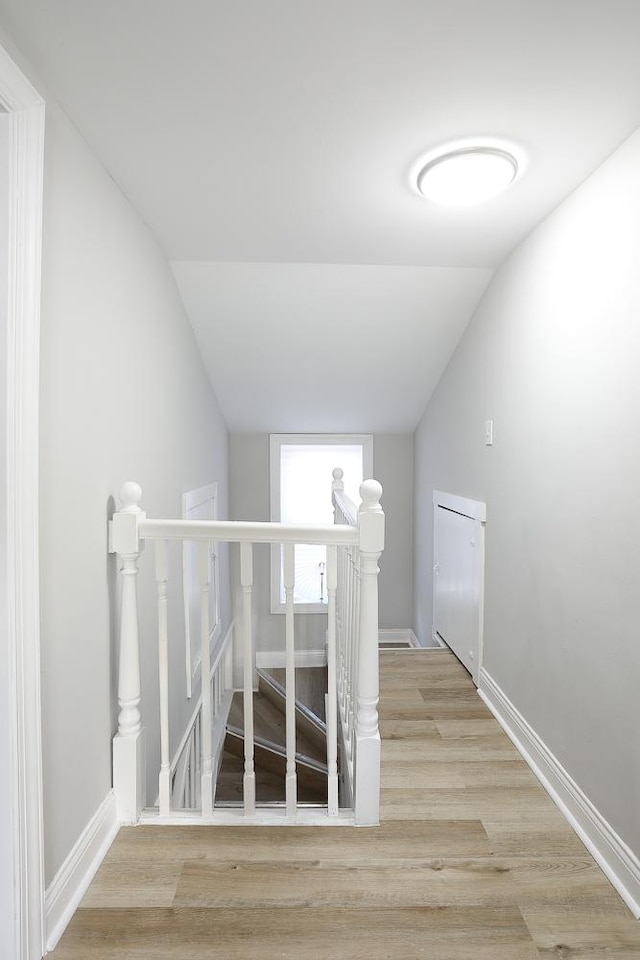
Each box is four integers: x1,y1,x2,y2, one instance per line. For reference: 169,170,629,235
378,629,420,647
256,649,327,669
479,667,640,918
45,790,119,951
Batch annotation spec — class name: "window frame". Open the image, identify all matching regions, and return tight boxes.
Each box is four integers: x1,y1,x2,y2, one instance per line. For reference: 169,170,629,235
269,433,373,614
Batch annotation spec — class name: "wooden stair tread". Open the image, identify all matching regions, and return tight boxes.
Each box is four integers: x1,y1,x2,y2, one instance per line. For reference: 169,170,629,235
215,750,286,804
219,681,329,806
257,671,327,761
228,691,326,765
216,748,327,804
267,666,328,722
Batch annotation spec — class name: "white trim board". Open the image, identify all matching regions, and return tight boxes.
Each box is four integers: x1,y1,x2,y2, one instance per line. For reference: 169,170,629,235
378,629,419,648
140,806,356,827
479,667,640,918
256,649,327,669
0,42,46,960
44,791,119,952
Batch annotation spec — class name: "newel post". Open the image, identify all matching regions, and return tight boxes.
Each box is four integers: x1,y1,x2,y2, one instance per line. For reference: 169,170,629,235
355,479,384,825
109,482,146,823
331,467,344,520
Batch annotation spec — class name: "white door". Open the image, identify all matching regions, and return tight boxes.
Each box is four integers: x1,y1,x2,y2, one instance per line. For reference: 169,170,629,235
433,491,486,683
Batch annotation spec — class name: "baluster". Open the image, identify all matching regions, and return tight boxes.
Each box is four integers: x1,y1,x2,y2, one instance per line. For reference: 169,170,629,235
283,543,297,816
332,467,344,522
190,728,197,807
347,546,357,755
332,466,346,722
224,634,234,691
198,541,213,816
241,541,256,814
354,480,384,825
326,544,339,815
186,735,192,808
342,547,350,748
111,482,146,823
155,540,171,816
340,547,348,726
195,712,201,807
336,545,344,720
350,551,361,762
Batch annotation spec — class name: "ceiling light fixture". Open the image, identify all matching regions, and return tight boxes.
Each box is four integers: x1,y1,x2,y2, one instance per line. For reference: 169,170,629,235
416,146,518,207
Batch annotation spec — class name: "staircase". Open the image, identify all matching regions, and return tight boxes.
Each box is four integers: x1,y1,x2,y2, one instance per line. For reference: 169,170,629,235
216,669,329,805
109,473,384,824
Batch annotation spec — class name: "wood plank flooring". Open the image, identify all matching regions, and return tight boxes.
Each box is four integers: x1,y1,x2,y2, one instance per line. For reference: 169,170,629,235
49,649,640,959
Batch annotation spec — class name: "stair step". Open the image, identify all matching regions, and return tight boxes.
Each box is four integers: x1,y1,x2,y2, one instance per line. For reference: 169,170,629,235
215,749,288,804
257,671,327,763
265,666,328,722
225,728,328,786
216,739,327,804
217,671,330,807
228,690,326,765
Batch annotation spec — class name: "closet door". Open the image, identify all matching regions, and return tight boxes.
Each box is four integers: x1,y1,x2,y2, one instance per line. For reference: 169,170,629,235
433,492,486,684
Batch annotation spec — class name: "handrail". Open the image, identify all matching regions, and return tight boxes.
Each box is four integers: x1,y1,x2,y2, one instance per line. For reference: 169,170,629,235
140,517,357,545
109,471,384,826
332,486,358,527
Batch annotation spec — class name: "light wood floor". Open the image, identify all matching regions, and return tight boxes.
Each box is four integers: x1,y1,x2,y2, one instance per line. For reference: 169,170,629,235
49,649,640,959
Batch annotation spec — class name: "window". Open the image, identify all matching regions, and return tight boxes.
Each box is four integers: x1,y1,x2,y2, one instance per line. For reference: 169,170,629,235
270,434,373,613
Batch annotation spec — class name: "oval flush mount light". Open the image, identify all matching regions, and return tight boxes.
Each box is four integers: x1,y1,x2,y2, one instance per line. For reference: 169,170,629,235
416,146,518,207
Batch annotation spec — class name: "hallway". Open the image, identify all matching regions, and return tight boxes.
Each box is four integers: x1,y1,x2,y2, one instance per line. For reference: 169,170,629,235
50,649,640,958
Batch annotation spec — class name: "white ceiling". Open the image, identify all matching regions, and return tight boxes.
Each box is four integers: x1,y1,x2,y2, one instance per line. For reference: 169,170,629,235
172,262,493,431
2,0,640,429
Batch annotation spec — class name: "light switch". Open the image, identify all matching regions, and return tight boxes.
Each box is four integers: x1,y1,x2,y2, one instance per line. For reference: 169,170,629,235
484,419,494,445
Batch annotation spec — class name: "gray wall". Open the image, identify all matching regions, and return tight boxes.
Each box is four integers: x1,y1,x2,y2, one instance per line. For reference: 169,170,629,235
413,126,640,857
373,434,413,629
35,95,230,883
229,433,413,655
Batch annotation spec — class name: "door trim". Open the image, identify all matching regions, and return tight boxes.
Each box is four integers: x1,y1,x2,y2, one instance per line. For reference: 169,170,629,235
0,43,46,960
432,490,486,683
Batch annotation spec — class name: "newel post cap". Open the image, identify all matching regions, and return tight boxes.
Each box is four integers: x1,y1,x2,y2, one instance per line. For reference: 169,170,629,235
332,467,344,491
119,481,143,514
359,480,383,513
111,482,144,555
358,480,384,553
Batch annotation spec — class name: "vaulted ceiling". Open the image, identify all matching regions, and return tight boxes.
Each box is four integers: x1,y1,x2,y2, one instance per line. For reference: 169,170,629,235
2,1,640,430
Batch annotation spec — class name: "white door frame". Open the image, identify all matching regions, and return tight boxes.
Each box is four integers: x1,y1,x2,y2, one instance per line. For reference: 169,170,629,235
0,44,46,960
432,490,486,684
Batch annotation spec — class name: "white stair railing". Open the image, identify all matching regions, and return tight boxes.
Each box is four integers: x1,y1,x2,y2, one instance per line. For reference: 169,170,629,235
109,473,384,826
332,469,384,824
